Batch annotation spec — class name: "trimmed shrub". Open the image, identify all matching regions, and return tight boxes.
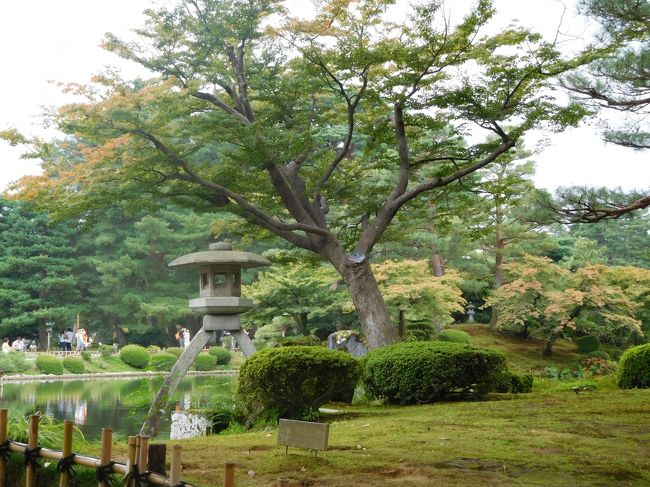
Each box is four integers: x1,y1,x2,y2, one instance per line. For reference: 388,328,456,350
0,352,30,373
193,353,216,371
237,346,361,420
36,354,64,375
575,335,600,354
363,341,507,404
119,345,150,369
165,347,184,358
208,347,232,365
275,335,321,347
147,345,161,353
437,329,470,344
80,350,92,362
150,352,177,371
63,356,86,374
587,350,610,360
493,371,534,393
617,343,650,389
99,344,114,357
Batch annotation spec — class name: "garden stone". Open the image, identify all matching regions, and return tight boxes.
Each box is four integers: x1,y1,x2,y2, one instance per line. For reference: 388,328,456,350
327,330,368,357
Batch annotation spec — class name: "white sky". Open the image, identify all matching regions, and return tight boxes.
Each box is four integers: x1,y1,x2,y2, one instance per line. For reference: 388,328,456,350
0,0,647,193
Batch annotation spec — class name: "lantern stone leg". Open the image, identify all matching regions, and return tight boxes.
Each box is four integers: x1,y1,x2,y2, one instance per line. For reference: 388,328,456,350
140,328,214,437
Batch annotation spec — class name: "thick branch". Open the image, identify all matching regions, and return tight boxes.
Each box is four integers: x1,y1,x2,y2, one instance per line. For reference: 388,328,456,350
193,91,251,124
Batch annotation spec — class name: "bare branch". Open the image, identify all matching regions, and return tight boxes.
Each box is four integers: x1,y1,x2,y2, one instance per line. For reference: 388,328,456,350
193,91,251,124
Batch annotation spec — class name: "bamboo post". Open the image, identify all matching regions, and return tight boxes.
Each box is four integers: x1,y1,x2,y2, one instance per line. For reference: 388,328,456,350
224,462,235,487
98,428,112,487
278,479,289,487
126,436,137,487
169,445,182,486
134,436,141,472
137,435,149,476
58,420,74,487
0,409,7,487
26,415,39,487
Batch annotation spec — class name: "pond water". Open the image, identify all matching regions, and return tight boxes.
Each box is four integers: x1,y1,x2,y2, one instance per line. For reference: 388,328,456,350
0,375,236,441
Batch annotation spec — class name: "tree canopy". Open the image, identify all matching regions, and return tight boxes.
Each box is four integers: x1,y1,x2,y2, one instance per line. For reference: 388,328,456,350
2,0,598,347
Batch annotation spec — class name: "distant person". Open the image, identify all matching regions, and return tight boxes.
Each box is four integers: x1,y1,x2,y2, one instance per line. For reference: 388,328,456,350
76,328,88,351
64,328,74,351
59,331,66,351
2,338,13,353
182,328,191,349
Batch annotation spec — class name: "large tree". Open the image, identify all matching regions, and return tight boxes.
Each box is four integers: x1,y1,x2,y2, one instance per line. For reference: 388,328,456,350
5,0,591,348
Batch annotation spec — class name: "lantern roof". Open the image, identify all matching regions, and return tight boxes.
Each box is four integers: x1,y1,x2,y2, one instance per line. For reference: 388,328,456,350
168,242,271,269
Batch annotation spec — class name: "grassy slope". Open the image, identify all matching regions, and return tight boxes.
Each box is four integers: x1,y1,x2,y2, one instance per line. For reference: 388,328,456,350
99,328,647,487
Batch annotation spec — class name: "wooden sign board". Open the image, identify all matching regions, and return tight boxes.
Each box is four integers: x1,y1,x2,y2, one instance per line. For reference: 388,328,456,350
278,419,329,453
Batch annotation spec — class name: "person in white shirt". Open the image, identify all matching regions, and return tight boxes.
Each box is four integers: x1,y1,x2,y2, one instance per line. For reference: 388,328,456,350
2,338,13,353
182,328,191,348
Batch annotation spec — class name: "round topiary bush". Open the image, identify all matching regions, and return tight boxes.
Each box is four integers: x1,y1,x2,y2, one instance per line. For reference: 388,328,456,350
119,345,150,369
147,345,161,353
165,347,184,358
617,343,650,389
492,371,534,393
363,341,507,404
63,356,86,374
98,344,114,357
0,352,29,373
575,335,600,354
80,350,92,362
193,353,216,371
36,354,64,375
208,347,232,365
149,352,177,371
237,346,361,420
437,329,470,344
275,335,321,347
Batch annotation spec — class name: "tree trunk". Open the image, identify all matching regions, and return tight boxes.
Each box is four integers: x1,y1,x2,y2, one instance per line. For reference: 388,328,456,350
113,324,128,347
38,318,47,351
490,217,505,329
398,309,406,339
293,312,309,336
430,253,445,277
341,260,399,349
543,335,556,356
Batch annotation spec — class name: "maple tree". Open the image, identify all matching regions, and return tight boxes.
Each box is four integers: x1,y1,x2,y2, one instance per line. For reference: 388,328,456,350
4,0,594,348
486,255,642,354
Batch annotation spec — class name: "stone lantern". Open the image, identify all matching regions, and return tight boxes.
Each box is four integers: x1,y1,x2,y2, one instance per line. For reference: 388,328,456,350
142,242,270,437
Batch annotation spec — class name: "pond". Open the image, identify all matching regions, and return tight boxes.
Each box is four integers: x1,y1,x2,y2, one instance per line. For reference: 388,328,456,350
0,375,236,441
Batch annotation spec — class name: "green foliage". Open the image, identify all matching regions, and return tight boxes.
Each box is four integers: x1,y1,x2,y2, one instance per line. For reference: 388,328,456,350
80,350,92,362
165,347,184,358
363,341,508,404
275,336,321,347
438,329,471,344
575,335,601,354
580,357,616,377
119,344,150,369
237,346,361,420
617,343,650,389
193,353,216,371
35,354,64,375
588,350,611,360
147,345,162,353
207,347,232,365
492,371,534,393
149,352,177,371
98,344,114,357
62,356,86,374
0,352,30,373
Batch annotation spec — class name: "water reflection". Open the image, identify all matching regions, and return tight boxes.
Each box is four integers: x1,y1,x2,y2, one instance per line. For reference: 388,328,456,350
0,376,235,440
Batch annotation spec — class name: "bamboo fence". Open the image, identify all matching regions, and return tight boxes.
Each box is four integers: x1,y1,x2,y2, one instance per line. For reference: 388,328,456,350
0,410,259,487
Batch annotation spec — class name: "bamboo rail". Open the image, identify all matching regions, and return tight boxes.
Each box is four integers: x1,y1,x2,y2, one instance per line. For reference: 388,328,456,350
0,410,242,487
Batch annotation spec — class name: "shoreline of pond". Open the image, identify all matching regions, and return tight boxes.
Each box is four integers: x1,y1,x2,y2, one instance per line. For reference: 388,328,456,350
0,369,239,384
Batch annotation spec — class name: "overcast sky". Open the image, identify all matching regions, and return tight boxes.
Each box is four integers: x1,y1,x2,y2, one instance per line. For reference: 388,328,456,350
0,0,647,193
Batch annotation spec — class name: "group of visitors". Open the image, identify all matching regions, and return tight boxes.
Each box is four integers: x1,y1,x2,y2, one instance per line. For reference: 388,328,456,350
175,327,191,348
58,328,92,351
1,337,37,352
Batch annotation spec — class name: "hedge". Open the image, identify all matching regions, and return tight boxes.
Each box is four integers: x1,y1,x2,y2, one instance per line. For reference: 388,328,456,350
617,343,650,389
363,341,507,404
438,329,470,344
193,353,216,371
208,347,232,365
119,345,150,369
237,346,361,421
63,356,86,374
150,352,177,371
36,354,64,375
165,347,184,358
575,335,600,354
